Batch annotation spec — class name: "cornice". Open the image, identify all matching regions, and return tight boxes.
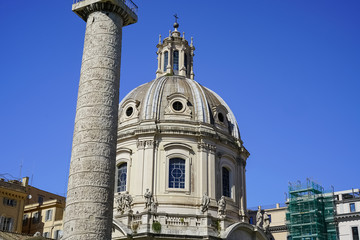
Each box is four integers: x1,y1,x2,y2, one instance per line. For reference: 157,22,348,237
118,121,242,152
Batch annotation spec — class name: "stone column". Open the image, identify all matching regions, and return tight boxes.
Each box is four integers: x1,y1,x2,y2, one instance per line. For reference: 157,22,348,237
63,11,123,240
156,50,162,78
208,147,216,199
198,142,208,197
179,49,186,76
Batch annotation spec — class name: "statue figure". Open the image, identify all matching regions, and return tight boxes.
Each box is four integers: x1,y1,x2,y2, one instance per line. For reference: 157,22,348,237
256,206,263,228
263,212,270,232
144,188,153,209
150,198,158,213
200,193,210,213
217,196,226,217
117,192,133,213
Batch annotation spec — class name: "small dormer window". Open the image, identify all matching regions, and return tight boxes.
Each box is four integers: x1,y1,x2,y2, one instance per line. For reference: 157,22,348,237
164,51,168,71
173,50,179,72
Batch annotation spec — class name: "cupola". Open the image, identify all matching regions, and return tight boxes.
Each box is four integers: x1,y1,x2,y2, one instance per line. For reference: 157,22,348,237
156,20,195,79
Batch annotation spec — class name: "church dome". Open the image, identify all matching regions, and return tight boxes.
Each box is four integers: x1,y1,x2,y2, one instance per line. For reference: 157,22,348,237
112,22,257,240
119,75,241,141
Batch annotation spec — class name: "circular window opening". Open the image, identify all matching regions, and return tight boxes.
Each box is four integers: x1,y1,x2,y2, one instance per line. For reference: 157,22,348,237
218,113,225,122
126,107,133,117
172,101,183,111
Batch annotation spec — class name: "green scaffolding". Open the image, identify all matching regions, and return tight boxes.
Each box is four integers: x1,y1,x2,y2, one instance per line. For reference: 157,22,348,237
286,180,337,240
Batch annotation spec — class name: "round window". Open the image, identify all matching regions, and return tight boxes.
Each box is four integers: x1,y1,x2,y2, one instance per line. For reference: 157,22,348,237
172,101,183,111
218,113,224,122
126,107,133,117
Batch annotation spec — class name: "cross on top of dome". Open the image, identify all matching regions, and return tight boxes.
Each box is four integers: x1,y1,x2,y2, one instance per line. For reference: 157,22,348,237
173,14,179,30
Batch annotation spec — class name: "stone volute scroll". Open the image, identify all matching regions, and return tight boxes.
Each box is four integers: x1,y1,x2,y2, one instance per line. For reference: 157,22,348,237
217,196,226,218
200,193,210,213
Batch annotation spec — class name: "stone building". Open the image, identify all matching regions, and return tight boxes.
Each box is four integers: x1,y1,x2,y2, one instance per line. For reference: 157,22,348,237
0,177,29,233
111,22,267,240
335,189,360,240
22,186,65,239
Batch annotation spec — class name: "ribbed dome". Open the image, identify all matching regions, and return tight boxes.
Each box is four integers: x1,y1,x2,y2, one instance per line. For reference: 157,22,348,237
119,76,241,140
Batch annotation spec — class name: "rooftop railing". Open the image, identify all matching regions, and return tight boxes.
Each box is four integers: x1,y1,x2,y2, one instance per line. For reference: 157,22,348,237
72,0,138,15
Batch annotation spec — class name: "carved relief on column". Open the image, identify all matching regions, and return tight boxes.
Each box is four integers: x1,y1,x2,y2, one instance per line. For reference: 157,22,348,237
63,10,123,240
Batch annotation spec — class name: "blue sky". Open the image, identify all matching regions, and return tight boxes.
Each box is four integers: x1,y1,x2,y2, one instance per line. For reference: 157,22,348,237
0,0,359,208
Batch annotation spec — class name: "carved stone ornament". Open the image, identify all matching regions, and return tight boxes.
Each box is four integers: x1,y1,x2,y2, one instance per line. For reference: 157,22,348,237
217,196,226,218
200,193,210,213
137,140,158,149
263,212,270,232
198,141,216,153
116,192,133,214
256,206,263,228
144,188,154,210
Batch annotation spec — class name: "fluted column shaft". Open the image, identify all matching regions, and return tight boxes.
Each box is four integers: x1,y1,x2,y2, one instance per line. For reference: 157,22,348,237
63,11,123,240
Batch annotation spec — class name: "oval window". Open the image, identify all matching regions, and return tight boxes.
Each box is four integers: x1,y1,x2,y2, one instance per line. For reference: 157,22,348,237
172,101,183,111
126,107,133,117
218,113,224,122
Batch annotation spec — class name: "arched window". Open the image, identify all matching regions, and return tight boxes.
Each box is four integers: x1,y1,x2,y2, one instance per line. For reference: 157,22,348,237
184,53,188,73
169,158,185,188
117,163,127,192
173,50,179,71
222,167,231,197
163,51,168,71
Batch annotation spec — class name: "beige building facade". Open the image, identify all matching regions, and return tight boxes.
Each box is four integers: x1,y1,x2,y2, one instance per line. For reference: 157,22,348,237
22,187,65,239
0,177,29,233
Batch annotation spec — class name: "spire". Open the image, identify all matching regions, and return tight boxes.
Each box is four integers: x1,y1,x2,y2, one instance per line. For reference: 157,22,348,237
156,18,195,79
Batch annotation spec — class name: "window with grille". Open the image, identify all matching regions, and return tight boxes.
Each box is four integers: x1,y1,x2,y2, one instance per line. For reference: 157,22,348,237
23,214,28,226
54,230,63,239
45,209,53,222
32,212,41,223
173,50,179,71
117,163,127,192
0,217,13,231
352,227,359,240
169,158,185,189
3,197,17,207
184,54,188,73
163,51,168,71
222,167,231,197
350,203,356,212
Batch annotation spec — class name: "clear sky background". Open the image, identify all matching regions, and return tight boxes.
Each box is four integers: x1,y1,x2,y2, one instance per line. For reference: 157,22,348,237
0,0,359,208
